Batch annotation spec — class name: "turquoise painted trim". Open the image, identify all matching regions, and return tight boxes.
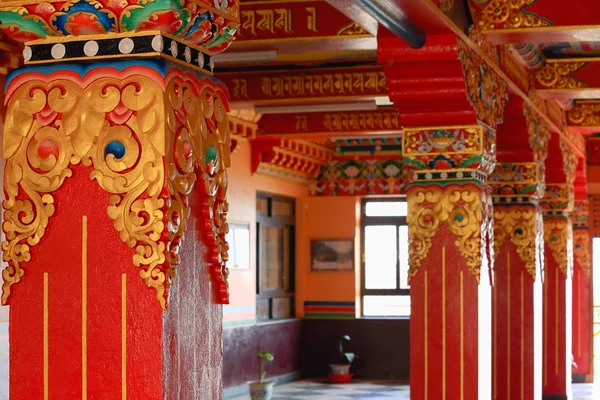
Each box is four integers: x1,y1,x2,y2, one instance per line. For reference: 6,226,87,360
223,318,257,329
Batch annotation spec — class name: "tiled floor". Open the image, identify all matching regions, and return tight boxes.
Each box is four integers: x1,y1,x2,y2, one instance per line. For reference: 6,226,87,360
232,380,597,400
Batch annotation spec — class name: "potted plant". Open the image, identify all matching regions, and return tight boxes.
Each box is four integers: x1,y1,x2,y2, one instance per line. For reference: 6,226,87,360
249,351,275,400
328,335,356,383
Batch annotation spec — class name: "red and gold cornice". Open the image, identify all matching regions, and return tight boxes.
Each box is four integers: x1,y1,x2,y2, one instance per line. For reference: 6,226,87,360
250,138,333,183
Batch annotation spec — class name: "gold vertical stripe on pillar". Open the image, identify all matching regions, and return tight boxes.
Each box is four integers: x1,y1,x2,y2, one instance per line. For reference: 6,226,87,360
577,272,581,357
555,267,558,376
424,271,428,400
493,281,497,399
507,253,511,399
44,272,48,400
442,246,446,400
521,271,524,400
543,259,548,386
82,215,87,398
460,271,464,400
122,273,127,400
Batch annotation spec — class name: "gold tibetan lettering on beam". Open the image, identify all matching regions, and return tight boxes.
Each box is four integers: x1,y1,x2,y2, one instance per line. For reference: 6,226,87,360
323,110,400,132
240,8,293,36
469,0,552,30
535,63,587,90
260,72,386,98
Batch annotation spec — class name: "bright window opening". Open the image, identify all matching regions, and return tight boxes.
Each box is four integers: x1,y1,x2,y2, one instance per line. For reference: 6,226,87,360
361,199,410,317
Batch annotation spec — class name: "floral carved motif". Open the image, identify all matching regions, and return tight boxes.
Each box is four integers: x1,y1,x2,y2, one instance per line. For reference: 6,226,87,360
457,38,508,130
535,63,587,90
573,230,591,277
1,67,232,308
469,0,552,30
543,216,572,276
407,183,489,282
494,206,540,280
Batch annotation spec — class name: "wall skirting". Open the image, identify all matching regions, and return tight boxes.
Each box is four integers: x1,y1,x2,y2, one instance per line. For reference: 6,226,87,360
223,371,302,399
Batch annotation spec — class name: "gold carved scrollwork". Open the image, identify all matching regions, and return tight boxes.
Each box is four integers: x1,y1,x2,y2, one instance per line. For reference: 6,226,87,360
543,217,572,276
457,38,508,130
470,0,550,30
1,71,232,308
568,102,600,127
573,230,591,277
2,80,86,305
559,136,578,185
407,184,484,281
535,63,587,90
494,206,539,280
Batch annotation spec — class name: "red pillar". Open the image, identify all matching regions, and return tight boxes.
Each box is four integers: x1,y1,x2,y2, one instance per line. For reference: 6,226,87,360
489,162,544,400
571,201,593,380
540,186,574,399
0,3,239,398
404,125,494,399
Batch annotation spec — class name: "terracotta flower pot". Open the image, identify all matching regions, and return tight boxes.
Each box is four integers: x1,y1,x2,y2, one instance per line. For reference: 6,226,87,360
249,381,274,400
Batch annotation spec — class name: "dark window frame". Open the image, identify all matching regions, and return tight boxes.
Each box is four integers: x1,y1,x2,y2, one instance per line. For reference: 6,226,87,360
360,197,410,317
256,192,295,321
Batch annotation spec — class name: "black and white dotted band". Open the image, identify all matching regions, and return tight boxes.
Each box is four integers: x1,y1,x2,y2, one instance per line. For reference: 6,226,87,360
411,170,487,182
23,34,214,73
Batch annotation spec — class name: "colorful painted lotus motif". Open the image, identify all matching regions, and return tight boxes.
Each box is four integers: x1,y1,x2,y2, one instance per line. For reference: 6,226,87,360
0,0,239,52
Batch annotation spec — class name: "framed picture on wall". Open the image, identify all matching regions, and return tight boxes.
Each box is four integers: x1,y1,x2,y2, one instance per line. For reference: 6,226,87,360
225,223,250,270
310,239,354,271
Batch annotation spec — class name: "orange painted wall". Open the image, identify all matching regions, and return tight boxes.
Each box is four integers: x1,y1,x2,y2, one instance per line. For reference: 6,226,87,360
224,141,309,326
302,196,359,313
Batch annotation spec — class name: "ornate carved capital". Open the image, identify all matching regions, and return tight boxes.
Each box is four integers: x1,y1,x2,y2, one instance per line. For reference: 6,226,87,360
489,162,544,203
457,39,508,130
406,182,492,282
0,1,239,50
402,125,496,178
573,230,591,277
1,64,232,308
468,0,551,30
543,215,572,276
535,63,587,90
568,102,600,127
571,200,590,229
494,205,542,280
540,184,574,212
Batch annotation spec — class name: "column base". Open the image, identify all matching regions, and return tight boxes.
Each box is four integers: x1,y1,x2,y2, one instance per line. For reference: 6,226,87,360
572,374,586,383
542,396,568,400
